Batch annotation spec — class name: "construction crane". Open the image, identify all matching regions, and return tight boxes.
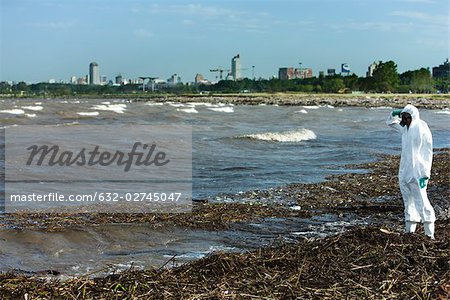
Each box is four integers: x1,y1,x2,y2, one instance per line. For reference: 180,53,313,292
210,67,230,80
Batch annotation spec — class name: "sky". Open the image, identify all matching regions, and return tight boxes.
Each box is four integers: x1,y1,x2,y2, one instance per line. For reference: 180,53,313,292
0,0,449,83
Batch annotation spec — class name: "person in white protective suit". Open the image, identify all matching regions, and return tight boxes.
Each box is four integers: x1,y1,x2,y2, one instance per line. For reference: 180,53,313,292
386,104,435,239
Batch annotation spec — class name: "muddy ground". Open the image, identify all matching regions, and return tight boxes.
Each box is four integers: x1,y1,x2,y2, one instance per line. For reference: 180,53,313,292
0,149,449,299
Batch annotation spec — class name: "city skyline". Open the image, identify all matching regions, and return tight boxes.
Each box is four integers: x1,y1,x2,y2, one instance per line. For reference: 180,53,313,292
1,0,449,83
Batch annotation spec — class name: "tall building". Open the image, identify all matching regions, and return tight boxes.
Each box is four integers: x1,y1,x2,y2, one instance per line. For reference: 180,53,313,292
366,61,381,77
115,75,123,85
231,54,241,80
432,59,450,78
167,74,181,87
89,62,100,85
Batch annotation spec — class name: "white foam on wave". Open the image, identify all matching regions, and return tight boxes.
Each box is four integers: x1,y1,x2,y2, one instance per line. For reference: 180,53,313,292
35,102,42,105
145,102,164,106
25,113,37,118
187,102,215,107
0,109,25,115
168,102,186,107
177,107,198,114
240,128,317,142
101,101,111,105
207,106,234,113
302,105,320,109
55,121,80,126
22,105,43,111
370,106,392,110
435,109,450,115
0,124,19,129
77,111,100,116
90,104,127,114
295,109,308,114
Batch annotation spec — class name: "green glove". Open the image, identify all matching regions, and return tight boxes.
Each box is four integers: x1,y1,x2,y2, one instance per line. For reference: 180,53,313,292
392,109,402,117
419,177,428,189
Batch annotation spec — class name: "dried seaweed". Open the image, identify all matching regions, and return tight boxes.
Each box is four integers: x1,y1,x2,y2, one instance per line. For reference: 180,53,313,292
0,149,449,299
1,225,449,299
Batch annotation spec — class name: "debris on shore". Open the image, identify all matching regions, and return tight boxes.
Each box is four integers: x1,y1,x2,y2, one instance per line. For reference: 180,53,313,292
0,149,448,299
2,149,448,231
1,224,449,299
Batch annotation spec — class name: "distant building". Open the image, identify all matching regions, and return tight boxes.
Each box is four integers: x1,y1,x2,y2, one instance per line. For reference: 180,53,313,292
231,54,241,80
115,75,123,85
101,75,107,85
77,77,87,85
298,68,313,79
327,69,336,76
195,73,204,84
279,67,313,80
341,63,351,75
279,67,296,80
432,59,450,78
89,62,100,85
70,76,77,84
366,61,381,77
167,74,181,87
195,73,211,85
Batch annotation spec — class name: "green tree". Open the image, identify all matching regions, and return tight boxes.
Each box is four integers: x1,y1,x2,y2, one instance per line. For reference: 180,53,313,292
323,78,345,93
372,61,400,92
400,68,434,93
0,81,12,94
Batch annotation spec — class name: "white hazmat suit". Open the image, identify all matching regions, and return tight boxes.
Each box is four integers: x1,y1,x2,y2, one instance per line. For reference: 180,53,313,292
386,104,435,239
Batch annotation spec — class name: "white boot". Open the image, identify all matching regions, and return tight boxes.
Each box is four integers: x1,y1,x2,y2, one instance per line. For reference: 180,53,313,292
424,222,435,240
405,221,417,233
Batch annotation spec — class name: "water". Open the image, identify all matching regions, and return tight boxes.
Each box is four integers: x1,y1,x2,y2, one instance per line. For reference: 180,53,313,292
0,98,449,275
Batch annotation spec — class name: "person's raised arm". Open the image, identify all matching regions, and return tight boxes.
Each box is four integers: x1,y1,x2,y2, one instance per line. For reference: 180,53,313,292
386,109,402,132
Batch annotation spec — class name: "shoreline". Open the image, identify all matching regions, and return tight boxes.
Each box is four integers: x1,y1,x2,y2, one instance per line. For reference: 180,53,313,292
2,149,448,231
2,93,450,109
139,93,450,109
0,149,449,298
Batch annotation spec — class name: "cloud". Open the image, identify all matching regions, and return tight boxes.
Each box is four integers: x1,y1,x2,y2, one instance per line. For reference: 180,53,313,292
400,0,436,3
132,3,275,34
33,21,76,29
389,10,449,31
134,28,154,38
133,3,236,18
330,21,414,33
182,19,195,26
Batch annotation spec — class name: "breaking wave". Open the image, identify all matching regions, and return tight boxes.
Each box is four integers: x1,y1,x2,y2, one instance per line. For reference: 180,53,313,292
207,106,234,113
22,105,43,111
90,104,127,114
237,128,317,142
77,111,100,116
0,109,25,115
177,107,198,114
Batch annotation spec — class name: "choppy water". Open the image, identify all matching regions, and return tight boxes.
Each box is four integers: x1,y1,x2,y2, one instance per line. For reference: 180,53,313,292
0,98,449,275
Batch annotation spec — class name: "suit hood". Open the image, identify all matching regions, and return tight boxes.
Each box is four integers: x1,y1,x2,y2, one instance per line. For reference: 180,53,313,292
402,104,420,121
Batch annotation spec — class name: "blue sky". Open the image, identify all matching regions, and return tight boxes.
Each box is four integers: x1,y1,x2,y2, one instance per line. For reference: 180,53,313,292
1,0,449,83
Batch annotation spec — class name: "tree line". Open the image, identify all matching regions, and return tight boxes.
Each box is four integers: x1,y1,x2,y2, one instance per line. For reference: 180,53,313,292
1,61,449,97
